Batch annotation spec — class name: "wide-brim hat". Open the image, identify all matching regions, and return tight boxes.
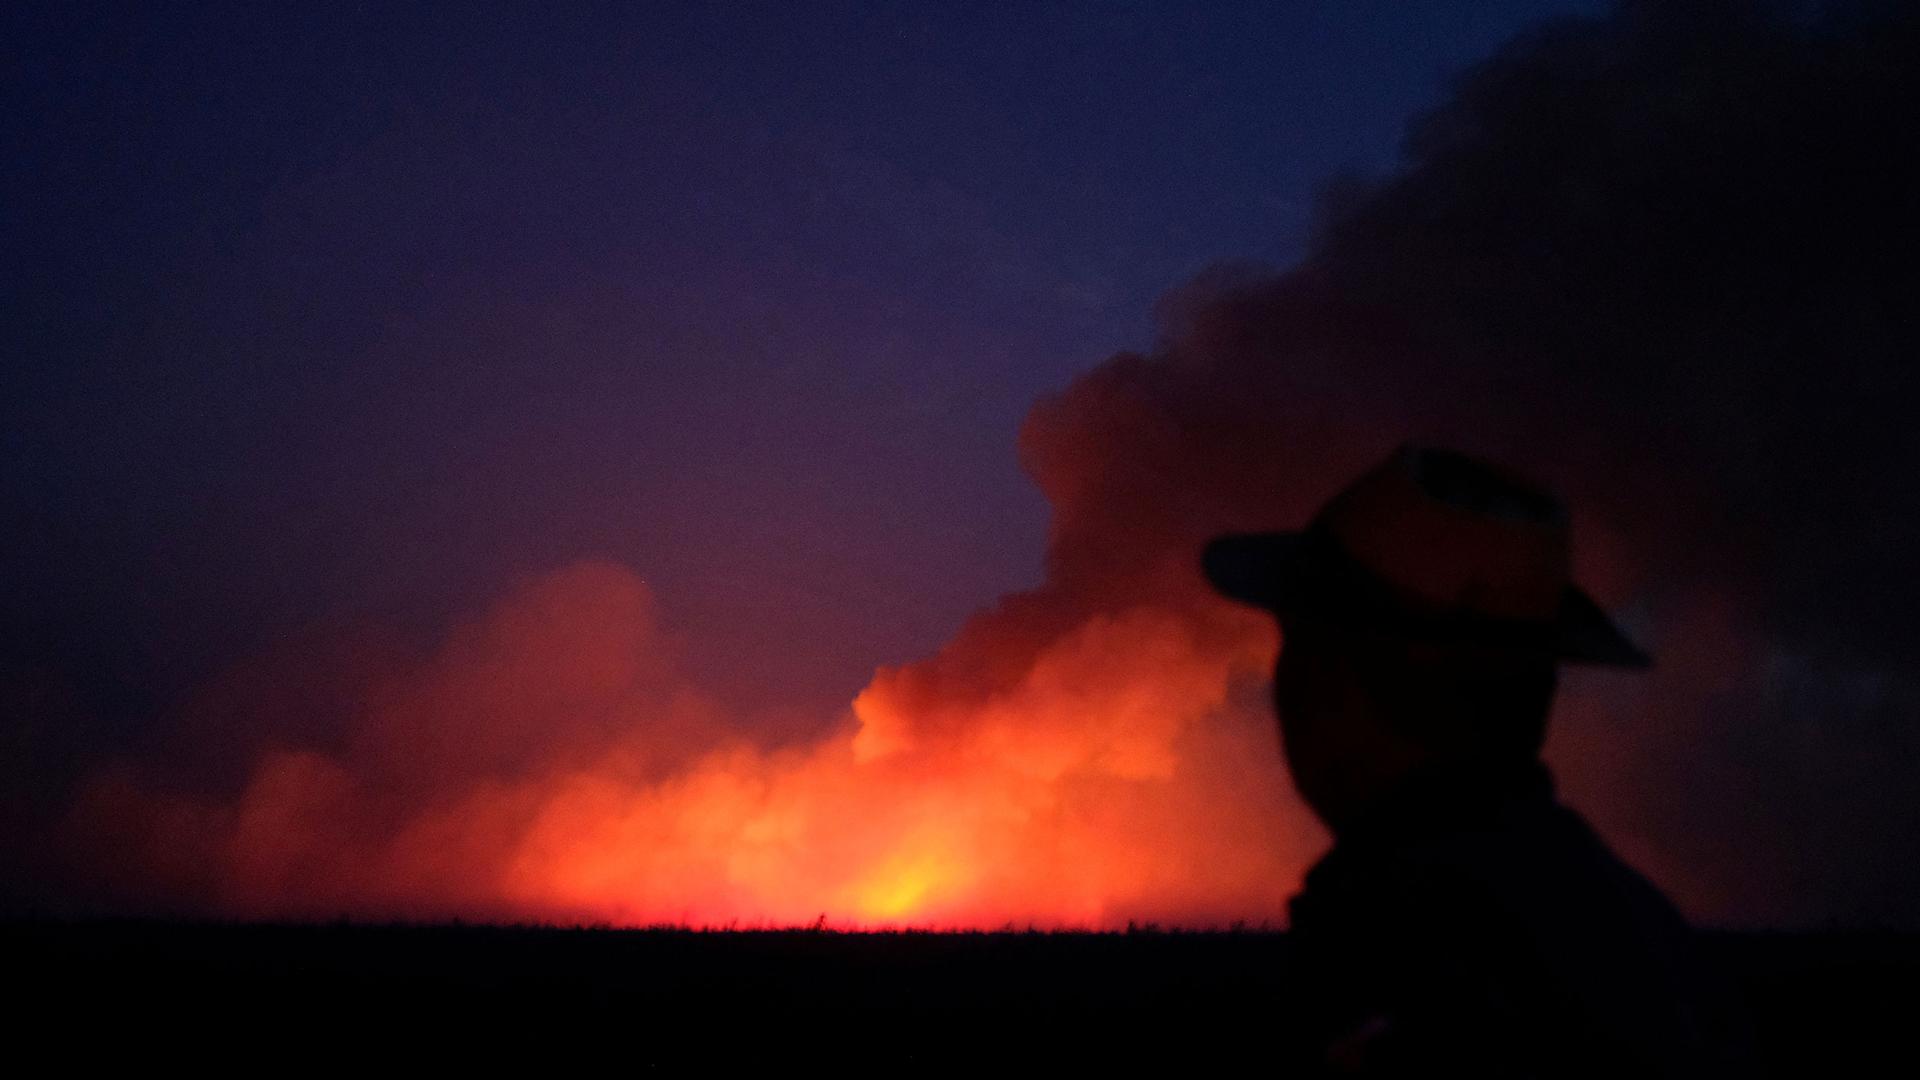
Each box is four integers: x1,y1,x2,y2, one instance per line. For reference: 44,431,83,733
1203,445,1650,667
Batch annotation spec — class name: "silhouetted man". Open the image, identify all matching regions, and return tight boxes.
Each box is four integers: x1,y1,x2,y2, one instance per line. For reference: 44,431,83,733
1204,445,1744,1077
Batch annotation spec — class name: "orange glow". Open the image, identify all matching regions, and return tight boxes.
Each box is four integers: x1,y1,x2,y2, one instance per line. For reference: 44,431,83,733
69,560,1323,928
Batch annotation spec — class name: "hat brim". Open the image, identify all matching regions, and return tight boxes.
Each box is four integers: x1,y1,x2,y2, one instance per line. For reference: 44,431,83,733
1202,531,1651,668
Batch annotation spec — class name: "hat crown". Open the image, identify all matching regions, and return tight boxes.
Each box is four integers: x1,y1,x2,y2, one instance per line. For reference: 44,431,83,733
1314,446,1571,623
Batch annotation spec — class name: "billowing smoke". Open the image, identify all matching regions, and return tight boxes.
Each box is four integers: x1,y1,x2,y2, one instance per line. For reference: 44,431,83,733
66,561,1305,926
53,1,1920,927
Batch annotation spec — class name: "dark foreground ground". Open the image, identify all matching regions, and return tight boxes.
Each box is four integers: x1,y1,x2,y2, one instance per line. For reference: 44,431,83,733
7,921,1916,1071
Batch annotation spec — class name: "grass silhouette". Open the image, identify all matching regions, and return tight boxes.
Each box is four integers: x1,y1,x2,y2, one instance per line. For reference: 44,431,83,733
5,918,1913,1070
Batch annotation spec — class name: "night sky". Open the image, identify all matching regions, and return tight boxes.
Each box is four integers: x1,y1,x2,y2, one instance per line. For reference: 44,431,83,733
7,2,1916,928
6,0,1603,722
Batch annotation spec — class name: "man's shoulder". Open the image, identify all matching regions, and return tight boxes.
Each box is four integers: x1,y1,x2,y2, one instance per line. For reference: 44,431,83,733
1293,797,1693,967
1287,800,1731,1072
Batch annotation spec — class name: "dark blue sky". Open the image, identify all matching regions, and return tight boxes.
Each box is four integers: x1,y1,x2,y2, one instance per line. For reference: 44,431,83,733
4,1,1605,730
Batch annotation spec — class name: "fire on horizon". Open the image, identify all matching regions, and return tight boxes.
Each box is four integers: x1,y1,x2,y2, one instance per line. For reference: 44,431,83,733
77,559,1303,928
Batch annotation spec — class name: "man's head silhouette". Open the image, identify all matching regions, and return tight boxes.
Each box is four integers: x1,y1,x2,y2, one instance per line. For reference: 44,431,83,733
1204,445,1648,832
1205,447,1746,1073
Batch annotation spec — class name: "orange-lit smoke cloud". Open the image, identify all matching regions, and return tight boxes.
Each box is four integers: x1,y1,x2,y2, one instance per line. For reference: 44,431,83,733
69,557,1317,927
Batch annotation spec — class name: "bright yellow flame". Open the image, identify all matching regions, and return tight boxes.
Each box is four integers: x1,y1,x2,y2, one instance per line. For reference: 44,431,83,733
853,850,962,921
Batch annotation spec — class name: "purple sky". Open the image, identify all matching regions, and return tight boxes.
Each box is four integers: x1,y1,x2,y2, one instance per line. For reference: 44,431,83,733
5,0,1605,753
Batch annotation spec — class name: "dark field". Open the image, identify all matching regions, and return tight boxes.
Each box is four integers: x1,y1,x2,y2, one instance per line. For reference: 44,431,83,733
8,920,1915,1070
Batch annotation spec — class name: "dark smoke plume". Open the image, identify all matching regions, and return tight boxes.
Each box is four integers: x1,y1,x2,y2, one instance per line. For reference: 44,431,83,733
978,0,1920,925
